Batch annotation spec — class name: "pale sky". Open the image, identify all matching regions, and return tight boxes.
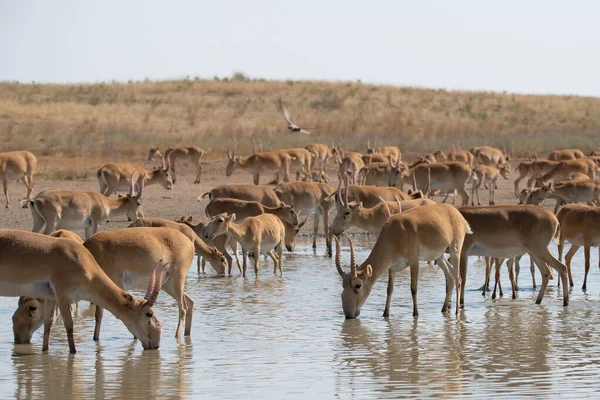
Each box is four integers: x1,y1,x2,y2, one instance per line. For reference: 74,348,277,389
2,0,600,96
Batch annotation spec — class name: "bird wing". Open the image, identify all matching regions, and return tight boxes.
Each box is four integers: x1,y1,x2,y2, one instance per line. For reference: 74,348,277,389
279,99,294,126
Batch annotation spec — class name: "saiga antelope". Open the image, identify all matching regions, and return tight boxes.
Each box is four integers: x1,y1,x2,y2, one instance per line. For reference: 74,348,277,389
0,150,37,208
226,141,294,185
513,159,560,196
548,149,586,161
335,150,365,185
0,229,163,353
29,178,144,238
366,138,401,164
205,198,298,226
97,162,172,197
148,145,207,184
470,164,510,205
535,159,599,185
84,227,195,339
201,184,281,207
333,204,471,318
204,213,285,278
471,146,510,168
128,217,228,274
526,180,600,213
305,143,338,183
332,182,414,208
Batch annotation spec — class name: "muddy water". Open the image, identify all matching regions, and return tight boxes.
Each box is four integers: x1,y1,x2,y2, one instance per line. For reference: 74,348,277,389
1,238,600,399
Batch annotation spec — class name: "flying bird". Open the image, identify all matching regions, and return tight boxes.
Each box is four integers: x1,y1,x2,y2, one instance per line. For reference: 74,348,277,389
279,99,312,135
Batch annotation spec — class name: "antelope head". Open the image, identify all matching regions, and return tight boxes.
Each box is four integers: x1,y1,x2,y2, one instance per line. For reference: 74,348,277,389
277,202,299,226
153,162,173,190
119,172,145,220
207,246,228,275
330,200,363,236
499,164,511,180
12,297,44,344
225,140,241,177
433,149,447,160
284,212,311,252
517,188,531,204
204,213,235,240
527,183,553,205
387,156,407,187
147,146,161,161
334,235,372,319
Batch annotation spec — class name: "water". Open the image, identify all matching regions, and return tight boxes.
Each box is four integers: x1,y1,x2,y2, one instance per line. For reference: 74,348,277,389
1,238,600,399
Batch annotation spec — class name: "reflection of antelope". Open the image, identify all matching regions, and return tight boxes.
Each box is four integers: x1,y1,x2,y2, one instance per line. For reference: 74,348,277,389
1,229,163,353
459,205,570,308
84,227,195,339
333,204,471,318
548,149,586,161
0,151,37,208
30,178,144,238
97,162,172,196
148,145,207,184
226,141,294,185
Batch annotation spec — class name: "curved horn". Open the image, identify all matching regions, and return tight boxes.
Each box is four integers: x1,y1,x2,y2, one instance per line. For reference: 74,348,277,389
347,236,357,279
146,261,170,307
412,169,418,192
138,174,145,199
227,139,232,159
335,173,343,207
161,156,166,169
343,173,350,207
333,235,345,278
144,259,163,300
129,172,136,196
378,195,391,218
394,194,402,214
367,137,371,151
425,168,431,197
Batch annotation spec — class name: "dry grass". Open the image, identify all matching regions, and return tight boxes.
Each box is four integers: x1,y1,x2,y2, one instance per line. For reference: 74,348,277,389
1,76,599,178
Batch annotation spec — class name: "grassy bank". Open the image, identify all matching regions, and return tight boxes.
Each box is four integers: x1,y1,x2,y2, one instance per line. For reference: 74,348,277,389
1,76,599,178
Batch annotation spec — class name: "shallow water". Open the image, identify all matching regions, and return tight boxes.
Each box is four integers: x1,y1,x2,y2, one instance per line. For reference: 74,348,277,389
2,238,600,399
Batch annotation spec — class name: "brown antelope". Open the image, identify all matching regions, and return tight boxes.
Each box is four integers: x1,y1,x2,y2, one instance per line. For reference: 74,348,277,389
0,150,37,208
333,204,471,318
361,153,389,165
471,146,510,167
358,162,392,186
548,149,586,161
470,164,510,205
0,229,163,353
569,172,593,181
526,180,600,213
366,139,401,163
84,227,195,339
335,150,365,185
29,178,144,238
459,205,570,308
201,184,281,206
535,159,599,184
446,150,474,166
97,162,172,197
279,148,313,181
273,181,335,252
148,145,207,184
556,204,600,290
204,213,285,278
205,198,299,226
389,162,471,205
513,159,560,196
128,217,228,274
305,143,337,182
420,149,447,164
226,141,294,185
590,149,600,157
334,184,414,208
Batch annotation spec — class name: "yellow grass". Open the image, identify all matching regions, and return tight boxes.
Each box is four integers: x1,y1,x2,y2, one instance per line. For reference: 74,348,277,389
0,76,598,179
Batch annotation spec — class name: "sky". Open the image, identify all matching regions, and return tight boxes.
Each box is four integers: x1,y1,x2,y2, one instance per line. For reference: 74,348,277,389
2,0,600,96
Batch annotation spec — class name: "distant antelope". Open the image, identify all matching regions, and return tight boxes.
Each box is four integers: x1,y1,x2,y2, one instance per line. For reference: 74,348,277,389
446,149,474,166
205,198,298,226
471,146,510,168
335,150,365,185
201,184,281,206
278,148,313,181
29,177,144,238
0,151,37,208
226,141,294,185
535,159,599,185
305,143,337,182
526,180,600,213
366,139,401,164
332,184,414,208
548,149,586,161
333,204,471,318
148,145,207,184
84,227,195,338
470,164,510,205
513,159,560,196
0,229,163,353
204,213,285,278
97,162,172,197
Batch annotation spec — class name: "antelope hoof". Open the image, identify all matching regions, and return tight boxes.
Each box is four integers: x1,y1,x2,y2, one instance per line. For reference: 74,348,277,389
412,311,419,317
563,299,569,307
5,204,9,209
535,298,542,305
383,310,389,318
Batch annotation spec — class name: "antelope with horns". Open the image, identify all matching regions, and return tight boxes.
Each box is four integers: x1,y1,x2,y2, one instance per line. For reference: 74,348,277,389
273,181,336,253
335,150,365,185
470,164,510,205
0,229,163,353
526,180,600,213
333,204,471,318
29,176,144,238
148,145,207,184
332,183,414,209
128,217,228,275
0,150,37,208
84,227,195,339
446,149,474,167
513,159,560,197
204,213,285,278
535,159,599,185
305,143,338,183
201,184,282,207
366,139,401,164
278,148,313,181
358,162,394,186
226,141,294,185
556,204,600,290
471,145,511,168
97,162,172,197
548,149,586,161
205,198,299,226
459,205,570,308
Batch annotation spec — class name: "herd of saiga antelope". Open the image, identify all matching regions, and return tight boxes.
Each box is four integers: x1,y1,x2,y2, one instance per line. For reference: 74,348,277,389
1,141,600,354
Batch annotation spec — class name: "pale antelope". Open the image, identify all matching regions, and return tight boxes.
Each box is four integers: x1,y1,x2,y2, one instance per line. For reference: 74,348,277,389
30,178,144,238
128,217,228,274
0,229,163,353
148,145,207,184
366,139,401,163
0,151,37,208
471,146,510,168
305,143,337,182
569,172,592,181
84,227,195,339
389,162,471,205
556,204,600,290
279,99,312,135
333,184,414,208
204,213,285,278
333,204,471,318
97,162,172,197
526,180,600,213
273,181,335,253
205,198,299,226
446,150,474,166
201,184,281,207
226,141,293,185
459,205,570,308
548,149,586,161
358,162,392,186
361,153,389,165
335,150,365,185
513,159,560,196
470,164,510,205
535,159,599,184
420,149,446,164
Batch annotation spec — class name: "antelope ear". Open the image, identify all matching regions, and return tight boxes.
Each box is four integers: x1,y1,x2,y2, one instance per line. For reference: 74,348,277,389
187,216,193,222
118,194,124,199
229,213,237,222
124,293,135,308
356,202,363,211
362,265,373,278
